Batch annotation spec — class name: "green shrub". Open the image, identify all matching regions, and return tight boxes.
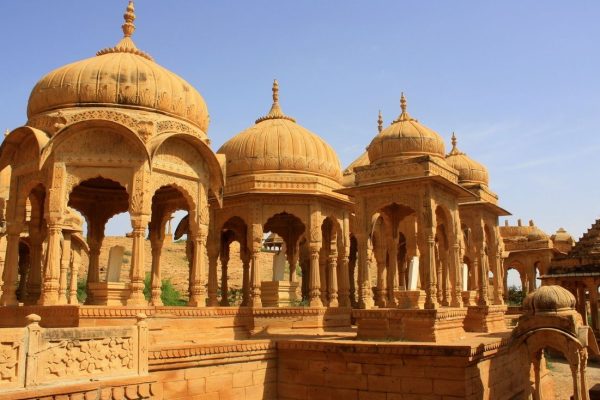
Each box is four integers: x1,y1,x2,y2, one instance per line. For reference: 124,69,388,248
77,280,87,303
507,285,525,306
143,273,187,306
123,250,132,256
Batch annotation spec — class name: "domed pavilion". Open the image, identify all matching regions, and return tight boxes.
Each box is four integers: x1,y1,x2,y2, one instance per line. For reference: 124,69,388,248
209,80,353,308
0,1,224,307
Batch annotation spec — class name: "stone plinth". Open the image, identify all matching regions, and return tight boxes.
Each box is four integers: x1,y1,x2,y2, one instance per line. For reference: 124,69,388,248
462,290,477,306
395,290,425,309
251,307,351,336
464,304,508,333
87,282,131,306
260,281,299,307
353,308,467,342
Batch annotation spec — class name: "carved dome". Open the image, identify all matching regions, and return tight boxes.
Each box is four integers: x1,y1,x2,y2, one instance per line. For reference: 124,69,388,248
27,2,209,132
367,94,446,163
551,227,574,244
445,133,489,185
218,80,342,183
530,285,576,313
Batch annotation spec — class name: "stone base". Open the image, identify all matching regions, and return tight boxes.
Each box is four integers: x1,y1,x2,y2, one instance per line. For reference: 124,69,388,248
260,281,299,307
87,282,131,306
464,304,508,333
395,290,425,309
251,307,351,336
353,308,467,342
462,290,477,306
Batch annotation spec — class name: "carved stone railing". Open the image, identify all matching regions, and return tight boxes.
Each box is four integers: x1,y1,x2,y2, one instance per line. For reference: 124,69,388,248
0,313,148,394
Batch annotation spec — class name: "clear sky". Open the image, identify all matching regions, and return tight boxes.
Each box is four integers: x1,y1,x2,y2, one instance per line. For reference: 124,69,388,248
1,1,599,240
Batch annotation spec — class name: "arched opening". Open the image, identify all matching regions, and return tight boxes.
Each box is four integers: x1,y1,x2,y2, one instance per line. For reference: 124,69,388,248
262,212,305,307
319,216,343,307
534,262,542,290
19,183,46,305
348,234,358,307
218,216,249,306
506,267,524,305
68,177,129,305
147,184,193,307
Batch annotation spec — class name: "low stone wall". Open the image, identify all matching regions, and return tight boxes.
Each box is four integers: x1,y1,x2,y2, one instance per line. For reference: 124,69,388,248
149,341,277,400
276,338,547,400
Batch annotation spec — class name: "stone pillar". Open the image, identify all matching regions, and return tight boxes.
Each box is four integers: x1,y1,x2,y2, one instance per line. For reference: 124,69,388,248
387,239,398,306
0,225,22,305
288,243,299,283
309,243,322,307
128,216,148,306
451,243,462,307
150,235,165,306
532,351,543,400
425,230,438,309
189,229,207,307
328,247,339,307
39,223,62,305
357,235,374,309
476,247,489,306
249,224,262,307
207,240,219,307
319,248,328,305
375,250,387,308
241,251,251,306
68,248,81,304
590,286,599,332
17,248,30,302
338,250,351,308
349,247,357,308
220,251,230,306
25,228,43,304
58,231,72,304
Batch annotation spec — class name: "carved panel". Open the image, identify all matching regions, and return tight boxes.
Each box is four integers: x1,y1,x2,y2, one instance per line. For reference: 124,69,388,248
40,336,134,380
152,137,207,180
0,342,19,386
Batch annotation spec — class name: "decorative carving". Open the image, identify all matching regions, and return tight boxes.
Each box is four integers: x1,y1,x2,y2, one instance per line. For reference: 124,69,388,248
44,337,134,378
0,343,18,384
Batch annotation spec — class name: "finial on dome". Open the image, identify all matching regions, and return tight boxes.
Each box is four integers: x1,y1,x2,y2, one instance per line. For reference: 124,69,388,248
377,110,383,133
4,129,9,138
122,1,136,38
96,1,153,61
393,92,414,123
256,79,296,123
447,132,464,156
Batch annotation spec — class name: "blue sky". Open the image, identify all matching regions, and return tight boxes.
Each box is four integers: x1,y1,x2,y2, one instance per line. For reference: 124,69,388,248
1,1,600,241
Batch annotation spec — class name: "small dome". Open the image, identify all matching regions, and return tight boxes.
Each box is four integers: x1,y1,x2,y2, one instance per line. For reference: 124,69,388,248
27,2,209,132
367,94,446,163
531,285,576,313
445,133,489,185
218,80,342,183
552,227,574,243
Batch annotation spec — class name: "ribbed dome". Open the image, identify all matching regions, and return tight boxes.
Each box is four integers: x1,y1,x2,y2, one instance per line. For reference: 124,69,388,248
367,94,446,163
218,81,342,182
530,285,576,313
27,2,209,132
445,133,489,185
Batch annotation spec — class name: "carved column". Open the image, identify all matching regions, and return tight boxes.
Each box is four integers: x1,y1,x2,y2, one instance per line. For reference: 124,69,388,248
589,287,599,332
128,215,149,306
220,248,230,306
150,234,165,306
0,224,22,306
328,245,339,307
241,249,251,306
39,223,62,305
348,245,357,308
249,224,262,308
58,231,72,304
68,248,81,304
288,242,299,283
189,227,208,307
207,239,219,307
356,233,374,309
420,198,438,310
25,226,43,304
451,243,462,307
319,248,328,305
375,248,387,308
477,244,490,306
338,245,351,308
532,351,543,400
387,238,398,306
309,243,322,307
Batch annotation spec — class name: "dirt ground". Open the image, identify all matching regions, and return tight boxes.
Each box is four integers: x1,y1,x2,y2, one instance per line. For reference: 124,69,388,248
547,355,600,399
